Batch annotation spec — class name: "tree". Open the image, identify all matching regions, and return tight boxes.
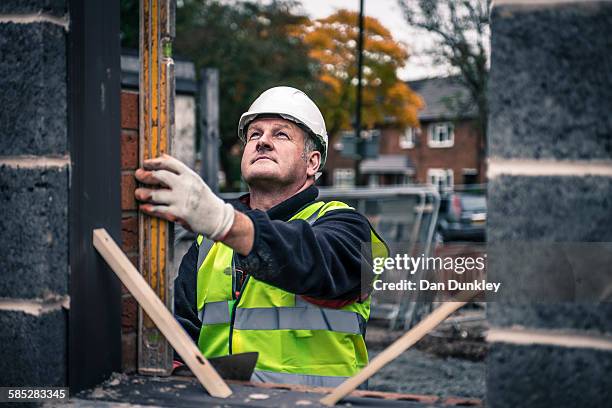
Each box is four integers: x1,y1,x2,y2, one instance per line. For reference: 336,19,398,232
121,0,319,190
174,1,317,144
292,10,423,138
398,0,490,138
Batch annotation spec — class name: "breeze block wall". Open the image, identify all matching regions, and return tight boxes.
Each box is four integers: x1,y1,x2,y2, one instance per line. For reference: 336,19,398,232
486,1,612,407
120,90,140,372
0,0,69,386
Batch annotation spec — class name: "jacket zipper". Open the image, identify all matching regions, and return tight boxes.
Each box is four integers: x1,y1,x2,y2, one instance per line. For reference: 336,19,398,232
228,255,249,355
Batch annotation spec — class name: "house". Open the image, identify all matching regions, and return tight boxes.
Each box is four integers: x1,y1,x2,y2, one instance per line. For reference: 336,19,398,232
324,76,486,190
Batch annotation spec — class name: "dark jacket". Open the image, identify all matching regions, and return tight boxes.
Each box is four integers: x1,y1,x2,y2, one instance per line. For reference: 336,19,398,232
174,185,373,342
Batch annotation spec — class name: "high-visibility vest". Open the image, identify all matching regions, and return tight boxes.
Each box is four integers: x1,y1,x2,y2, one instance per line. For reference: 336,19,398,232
195,200,388,387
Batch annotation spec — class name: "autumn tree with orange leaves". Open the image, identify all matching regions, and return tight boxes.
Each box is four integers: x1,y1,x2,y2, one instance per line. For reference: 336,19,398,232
292,10,423,138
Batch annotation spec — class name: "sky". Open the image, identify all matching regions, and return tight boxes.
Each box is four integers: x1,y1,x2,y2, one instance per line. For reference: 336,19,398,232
234,0,455,81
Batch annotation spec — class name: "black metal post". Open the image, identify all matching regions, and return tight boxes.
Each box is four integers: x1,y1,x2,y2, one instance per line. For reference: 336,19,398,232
354,0,365,186
68,0,122,392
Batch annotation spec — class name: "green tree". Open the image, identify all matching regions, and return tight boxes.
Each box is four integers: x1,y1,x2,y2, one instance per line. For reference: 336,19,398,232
121,0,319,190
292,9,423,138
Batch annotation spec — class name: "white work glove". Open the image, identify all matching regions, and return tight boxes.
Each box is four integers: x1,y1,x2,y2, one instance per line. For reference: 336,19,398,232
134,154,235,240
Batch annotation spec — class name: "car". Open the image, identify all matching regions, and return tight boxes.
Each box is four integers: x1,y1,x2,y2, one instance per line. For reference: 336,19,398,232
436,192,486,242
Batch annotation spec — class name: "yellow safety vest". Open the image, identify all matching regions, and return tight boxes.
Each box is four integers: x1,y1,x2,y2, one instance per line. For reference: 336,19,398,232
195,200,388,387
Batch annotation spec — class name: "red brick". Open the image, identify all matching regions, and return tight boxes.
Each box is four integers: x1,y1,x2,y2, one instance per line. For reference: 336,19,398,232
121,91,139,130
121,173,137,210
121,332,137,373
121,129,138,170
121,216,138,253
122,294,138,333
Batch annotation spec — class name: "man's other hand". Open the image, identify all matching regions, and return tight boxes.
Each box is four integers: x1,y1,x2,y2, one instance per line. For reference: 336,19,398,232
134,154,235,240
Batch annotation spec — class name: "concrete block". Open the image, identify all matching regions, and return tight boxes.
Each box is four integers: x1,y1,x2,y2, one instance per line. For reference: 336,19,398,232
0,166,68,298
488,176,612,242
0,22,67,155
488,2,612,160
0,310,67,386
0,0,66,16
487,343,612,408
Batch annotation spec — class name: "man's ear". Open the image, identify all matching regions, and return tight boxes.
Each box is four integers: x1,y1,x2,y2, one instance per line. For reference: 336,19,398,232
306,151,321,177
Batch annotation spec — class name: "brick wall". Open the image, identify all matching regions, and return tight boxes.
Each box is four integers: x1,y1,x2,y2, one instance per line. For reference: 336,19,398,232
324,119,485,187
486,1,612,407
0,1,69,386
381,121,484,185
120,90,140,372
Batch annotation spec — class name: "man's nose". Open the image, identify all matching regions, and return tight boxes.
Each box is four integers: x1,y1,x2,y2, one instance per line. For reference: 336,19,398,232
255,131,274,151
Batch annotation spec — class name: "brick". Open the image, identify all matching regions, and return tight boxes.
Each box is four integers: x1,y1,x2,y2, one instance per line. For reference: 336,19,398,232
0,23,67,155
487,343,612,408
121,216,138,253
0,310,66,386
0,166,68,298
121,91,139,130
488,2,612,160
121,173,137,211
0,0,66,16
122,294,138,333
121,129,138,170
488,175,612,242
121,332,137,373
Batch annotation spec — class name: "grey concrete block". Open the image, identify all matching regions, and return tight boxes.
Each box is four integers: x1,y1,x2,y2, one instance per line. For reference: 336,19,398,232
0,166,68,298
0,22,67,155
0,310,67,386
487,343,612,408
488,303,612,335
0,0,66,16
488,2,612,160
488,175,612,242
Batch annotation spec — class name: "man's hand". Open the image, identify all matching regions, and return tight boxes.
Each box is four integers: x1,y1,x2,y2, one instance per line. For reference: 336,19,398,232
134,154,235,241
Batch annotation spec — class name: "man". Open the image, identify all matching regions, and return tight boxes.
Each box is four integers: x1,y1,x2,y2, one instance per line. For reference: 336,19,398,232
135,86,387,387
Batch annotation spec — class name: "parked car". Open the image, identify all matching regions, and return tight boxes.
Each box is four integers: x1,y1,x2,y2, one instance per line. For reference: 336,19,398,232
437,192,486,242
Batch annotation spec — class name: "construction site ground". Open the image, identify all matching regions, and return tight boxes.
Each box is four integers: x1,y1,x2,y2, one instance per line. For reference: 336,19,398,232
366,307,487,400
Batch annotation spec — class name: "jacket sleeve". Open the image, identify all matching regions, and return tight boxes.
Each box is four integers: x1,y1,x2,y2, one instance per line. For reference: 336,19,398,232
173,240,201,343
234,208,373,300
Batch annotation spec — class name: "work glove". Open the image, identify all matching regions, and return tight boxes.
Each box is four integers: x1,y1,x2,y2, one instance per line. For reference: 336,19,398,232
134,154,235,241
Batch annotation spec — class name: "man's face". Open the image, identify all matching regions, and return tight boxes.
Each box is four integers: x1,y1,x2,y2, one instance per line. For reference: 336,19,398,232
241,117,316,189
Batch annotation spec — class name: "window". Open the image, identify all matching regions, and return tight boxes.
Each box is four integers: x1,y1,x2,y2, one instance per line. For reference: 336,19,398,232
399,127,417,149
462,168,478,185
427,168,454,192
333,168,355,188
428,122,454,148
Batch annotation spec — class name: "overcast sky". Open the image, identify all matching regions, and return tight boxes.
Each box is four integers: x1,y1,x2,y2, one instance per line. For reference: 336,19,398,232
235,0,454,80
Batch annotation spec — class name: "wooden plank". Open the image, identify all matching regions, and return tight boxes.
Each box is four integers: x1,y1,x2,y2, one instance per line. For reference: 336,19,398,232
93,228,232,398
320,291,480,406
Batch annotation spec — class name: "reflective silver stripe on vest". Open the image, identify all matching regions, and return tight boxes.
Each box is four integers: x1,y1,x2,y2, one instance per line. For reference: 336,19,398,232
251,370,348,388
198,301,230,324
234,306,364,334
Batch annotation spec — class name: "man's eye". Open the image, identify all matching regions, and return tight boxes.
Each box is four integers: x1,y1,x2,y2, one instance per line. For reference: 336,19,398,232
276,132,289,139
248,133,261,141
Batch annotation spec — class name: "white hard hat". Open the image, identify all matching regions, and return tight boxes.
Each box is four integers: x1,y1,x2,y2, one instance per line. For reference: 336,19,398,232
238,86,328,169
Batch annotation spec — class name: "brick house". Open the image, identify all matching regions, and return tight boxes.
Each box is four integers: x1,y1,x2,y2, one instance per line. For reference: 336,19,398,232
324,76,486,190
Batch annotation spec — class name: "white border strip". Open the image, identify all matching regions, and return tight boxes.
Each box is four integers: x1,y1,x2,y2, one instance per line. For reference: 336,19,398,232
0,297,70,316
488,327,612,351
488,159,612,178
0,155,70,169
494,0,612,6
0,13,70,31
